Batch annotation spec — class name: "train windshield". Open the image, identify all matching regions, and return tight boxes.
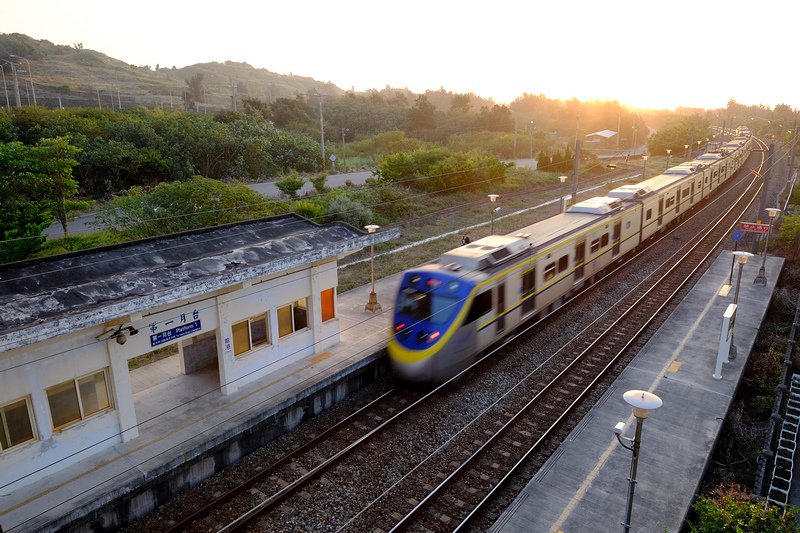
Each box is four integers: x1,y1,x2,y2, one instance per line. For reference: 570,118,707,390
398,288,460,325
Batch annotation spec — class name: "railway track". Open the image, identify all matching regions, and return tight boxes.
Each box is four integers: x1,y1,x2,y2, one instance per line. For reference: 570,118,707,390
142,147,766,533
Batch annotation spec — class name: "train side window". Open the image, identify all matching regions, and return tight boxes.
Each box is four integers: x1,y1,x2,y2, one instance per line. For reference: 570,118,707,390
465,290,492,324
683,188,690,198
646,208,652,220
544,262,556,281
522,267,536,314
591,238,600,253
601,233,609,247
558,255,568,273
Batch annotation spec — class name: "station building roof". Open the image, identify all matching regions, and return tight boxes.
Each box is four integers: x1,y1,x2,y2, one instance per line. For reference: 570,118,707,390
0,214,398,352
586,129,617,139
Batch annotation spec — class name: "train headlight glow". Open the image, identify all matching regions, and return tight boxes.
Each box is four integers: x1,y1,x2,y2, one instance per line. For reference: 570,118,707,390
427,331,441,343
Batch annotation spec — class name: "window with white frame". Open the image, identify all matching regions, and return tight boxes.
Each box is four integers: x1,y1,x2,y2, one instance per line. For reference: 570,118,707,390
46,370,112,431
232,313,270,356
0,397,35,452
277,298,309,338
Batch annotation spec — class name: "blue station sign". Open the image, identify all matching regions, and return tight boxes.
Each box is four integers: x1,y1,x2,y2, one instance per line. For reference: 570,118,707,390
150,320,202,347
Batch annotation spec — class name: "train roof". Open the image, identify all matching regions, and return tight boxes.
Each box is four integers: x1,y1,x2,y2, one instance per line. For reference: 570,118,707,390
695,151,725,161
567,196,623,214
636,171,692,194
438,235,529,272
608,184,655,200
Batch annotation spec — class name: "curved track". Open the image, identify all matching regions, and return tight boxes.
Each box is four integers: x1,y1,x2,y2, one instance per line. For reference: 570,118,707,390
153,144,767,533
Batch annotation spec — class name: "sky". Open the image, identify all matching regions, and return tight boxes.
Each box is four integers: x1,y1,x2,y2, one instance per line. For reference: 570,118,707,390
4,0,799,112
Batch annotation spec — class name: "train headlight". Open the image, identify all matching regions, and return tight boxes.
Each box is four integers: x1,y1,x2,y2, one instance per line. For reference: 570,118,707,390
427,331,441,343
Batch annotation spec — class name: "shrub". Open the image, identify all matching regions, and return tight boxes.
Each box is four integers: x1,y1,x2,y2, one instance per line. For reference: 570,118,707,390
327,195,373,229
689,495,799,532
293,199,325,221
275,173,306,198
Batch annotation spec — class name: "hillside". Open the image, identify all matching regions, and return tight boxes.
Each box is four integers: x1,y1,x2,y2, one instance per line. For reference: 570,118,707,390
0,33,346,111
0,33,499,114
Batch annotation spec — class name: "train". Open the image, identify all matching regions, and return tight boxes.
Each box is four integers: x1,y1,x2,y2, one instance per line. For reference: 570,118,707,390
387,129,754,383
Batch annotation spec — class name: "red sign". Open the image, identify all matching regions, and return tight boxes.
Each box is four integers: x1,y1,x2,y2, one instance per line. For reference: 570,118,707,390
741,222,770,233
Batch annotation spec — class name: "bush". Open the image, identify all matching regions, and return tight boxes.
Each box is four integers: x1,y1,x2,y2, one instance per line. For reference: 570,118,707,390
293,199,325,221
327,195,374,229
275,173,306,198
310,173,329,194
689,495,799,532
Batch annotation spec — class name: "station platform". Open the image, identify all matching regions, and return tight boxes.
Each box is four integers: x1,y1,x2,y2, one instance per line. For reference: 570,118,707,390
0,271,405,533
490,252,785,533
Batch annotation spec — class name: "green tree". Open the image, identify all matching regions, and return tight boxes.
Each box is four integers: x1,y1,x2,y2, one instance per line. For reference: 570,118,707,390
0,137,86,262
646,115,711,156
185,73,205,108
408,94,436,131
37,137,91,236
450,93,472,115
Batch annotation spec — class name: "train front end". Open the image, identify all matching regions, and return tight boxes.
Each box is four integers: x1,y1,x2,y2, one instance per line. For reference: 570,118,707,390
387,268,476,383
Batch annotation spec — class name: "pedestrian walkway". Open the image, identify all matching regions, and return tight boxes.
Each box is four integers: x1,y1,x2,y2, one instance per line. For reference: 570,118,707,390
490,253,784,533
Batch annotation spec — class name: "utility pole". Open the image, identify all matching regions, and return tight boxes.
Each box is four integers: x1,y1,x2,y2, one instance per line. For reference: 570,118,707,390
0,65,8,107
2,59,21,107
513,99,519,159
787,120,798,183
10,55,35,105
315,89,327,170
229,81,237,112
97,88,102,109
752,143,775,255
572,139,580,205
688,125,695,160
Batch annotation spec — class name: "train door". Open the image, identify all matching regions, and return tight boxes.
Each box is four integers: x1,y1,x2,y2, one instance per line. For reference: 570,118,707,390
496,283,505,334
690,182,695,205
612,222,622,256
658,198,664,226
574,241,585,280
521,266,536,316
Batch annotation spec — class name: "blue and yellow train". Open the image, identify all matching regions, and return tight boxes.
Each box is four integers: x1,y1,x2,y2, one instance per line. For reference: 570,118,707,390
388,131,754,383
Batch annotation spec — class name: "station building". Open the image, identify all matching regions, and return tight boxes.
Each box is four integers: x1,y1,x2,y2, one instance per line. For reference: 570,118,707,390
0,214,398,493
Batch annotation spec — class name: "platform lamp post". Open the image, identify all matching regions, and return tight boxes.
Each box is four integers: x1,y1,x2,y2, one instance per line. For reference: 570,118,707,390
558,176,568,213
665,149,672,170
642,155,648,178
684,144,689,160
364,225,382,313
488,194,499,234
754,208,780,285
614,390,663,533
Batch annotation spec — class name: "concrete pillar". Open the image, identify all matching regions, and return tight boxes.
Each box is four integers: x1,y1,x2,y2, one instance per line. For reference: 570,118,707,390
310,265,324,353
107,340,139,442
216,297,238,395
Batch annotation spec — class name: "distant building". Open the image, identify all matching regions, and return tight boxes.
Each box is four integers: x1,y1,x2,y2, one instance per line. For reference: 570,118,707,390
585,129,618,149
0,214,397,491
